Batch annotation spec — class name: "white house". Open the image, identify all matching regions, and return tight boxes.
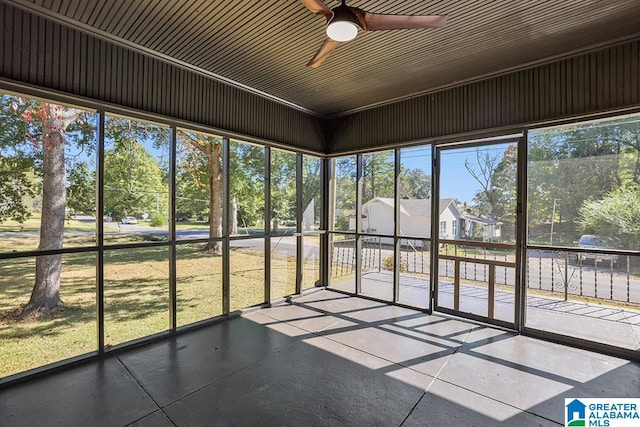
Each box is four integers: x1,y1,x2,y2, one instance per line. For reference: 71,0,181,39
360,197,502,241
461,213,502,241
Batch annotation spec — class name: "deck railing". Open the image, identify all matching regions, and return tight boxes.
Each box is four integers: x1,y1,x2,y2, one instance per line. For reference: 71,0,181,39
330,236,639,306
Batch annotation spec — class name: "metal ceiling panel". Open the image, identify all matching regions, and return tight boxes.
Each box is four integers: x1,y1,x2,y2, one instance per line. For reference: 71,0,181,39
7,0,640,116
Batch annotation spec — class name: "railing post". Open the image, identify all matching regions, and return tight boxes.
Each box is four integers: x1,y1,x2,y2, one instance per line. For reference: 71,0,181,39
488,264,495,319
609,260,614,301
454,259,460,311
378,238,382,273
564,251,568,302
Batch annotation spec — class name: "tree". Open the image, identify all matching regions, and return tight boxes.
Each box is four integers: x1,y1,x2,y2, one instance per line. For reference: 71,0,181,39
270,150,297,229
22,104,89,315
361,151,394,202
103,138,166,221
0,96,39,224
176,131,223,253
465,148,501,218
102,117,169,226
303,156,322,230
66,161,95,213
0,155,36,223
577,186,640,248
229,141,265,231
399,167,431,199
487,145,517,242
332,156,357,230
1,95,96,315
527,117,640,243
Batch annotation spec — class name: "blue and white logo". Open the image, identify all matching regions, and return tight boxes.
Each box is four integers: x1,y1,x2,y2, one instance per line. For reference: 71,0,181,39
565,398,640,427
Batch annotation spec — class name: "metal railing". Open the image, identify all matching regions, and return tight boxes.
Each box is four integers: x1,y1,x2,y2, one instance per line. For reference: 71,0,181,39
526,249,639,304
330,237,640,306
330,237,430,278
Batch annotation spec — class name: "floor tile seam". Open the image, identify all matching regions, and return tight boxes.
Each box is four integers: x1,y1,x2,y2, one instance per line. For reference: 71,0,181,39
156,337,305,409
252,309,344,336
124,409,177,427
405,324,477,384
325,334,431,372
311,299,384,333
398,373,441,426
307,327,443,390
114,355,172,426
421,375,564,426
397,324,473,426
437,328,563,426
247,309,323,336
259,301,432,373
397,390,429,426
622,310,640,345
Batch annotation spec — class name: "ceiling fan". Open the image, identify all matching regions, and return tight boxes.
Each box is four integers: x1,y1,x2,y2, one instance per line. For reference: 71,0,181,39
300,0,447,68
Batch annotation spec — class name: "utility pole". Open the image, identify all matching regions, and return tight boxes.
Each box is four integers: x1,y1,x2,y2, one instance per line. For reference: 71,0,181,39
550,198,560,246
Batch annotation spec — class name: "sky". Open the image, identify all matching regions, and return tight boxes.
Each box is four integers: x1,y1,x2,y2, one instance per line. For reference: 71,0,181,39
63,114,513,206
401,142,513,204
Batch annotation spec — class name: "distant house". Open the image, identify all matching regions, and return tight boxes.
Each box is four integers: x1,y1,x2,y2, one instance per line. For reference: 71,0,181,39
461,213,502,242
360,197,502,241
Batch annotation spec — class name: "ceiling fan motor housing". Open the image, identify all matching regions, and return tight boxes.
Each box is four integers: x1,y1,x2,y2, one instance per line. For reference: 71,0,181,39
326,5,361,41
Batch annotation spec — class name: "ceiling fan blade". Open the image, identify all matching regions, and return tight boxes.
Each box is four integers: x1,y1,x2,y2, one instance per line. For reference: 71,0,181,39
299,0,332,18
307,38,341,68
362,13,447,31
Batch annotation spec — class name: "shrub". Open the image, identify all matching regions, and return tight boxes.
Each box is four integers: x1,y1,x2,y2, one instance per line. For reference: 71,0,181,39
149,213,167,227
382,254,408,272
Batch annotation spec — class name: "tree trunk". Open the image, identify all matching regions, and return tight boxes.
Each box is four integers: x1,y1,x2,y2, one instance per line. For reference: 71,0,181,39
22,106,78,315
207,142,222,254
229,198,238,235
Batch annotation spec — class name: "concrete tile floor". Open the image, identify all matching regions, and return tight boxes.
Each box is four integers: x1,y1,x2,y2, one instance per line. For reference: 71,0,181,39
1,289,639,426
333,273,640,350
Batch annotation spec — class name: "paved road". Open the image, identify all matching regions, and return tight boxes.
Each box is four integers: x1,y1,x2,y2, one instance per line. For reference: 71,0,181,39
3,217,636,304
0,215,317,256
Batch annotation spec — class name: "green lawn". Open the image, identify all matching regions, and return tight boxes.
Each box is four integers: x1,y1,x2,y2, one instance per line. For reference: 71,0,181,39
0,214,97,253
175,220,210,231
0,245,298,378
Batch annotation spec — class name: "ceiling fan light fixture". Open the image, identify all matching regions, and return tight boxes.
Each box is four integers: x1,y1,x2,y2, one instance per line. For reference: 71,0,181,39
326,20,358,42
301,0,447,67
326,6,359,42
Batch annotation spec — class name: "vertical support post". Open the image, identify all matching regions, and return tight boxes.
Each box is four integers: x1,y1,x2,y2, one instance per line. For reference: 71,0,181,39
393,148,401,303
430,146,439,312
264,147,271,304
355,154,363,295
222,138,231,315
515,132,527,331
96,110,105,353
488,264,495,319
321,157,331,288
454,259,460,311
326,158,335,286
296,153,303,294
168,126,177,330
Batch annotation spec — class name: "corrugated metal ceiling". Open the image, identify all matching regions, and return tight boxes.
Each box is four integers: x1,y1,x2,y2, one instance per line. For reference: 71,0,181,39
7,0,640,116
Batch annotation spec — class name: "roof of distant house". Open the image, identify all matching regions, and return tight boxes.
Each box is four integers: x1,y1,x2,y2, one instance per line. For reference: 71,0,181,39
363,197,458,217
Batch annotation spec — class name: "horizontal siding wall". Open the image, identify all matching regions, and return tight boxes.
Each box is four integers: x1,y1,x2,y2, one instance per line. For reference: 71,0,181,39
329,39,640,153
0,4,324,152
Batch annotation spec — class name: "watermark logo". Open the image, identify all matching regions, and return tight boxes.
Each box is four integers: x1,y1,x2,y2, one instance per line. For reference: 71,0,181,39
565,398,640,427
